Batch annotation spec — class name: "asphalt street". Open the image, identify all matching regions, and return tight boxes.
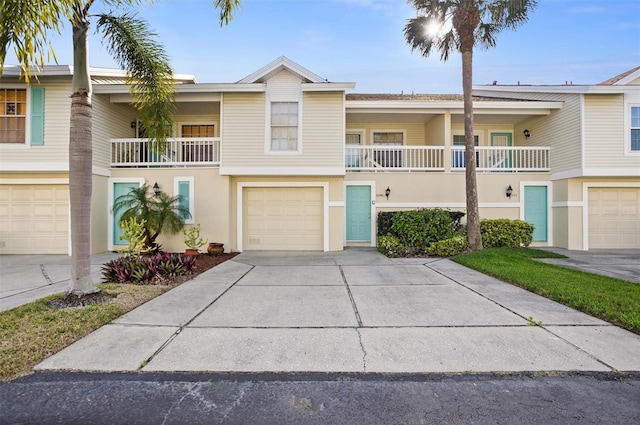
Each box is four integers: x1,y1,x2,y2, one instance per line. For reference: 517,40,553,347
2,372,639,425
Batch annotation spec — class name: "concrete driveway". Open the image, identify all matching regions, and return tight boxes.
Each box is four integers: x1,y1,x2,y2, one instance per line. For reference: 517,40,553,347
33,249,640,374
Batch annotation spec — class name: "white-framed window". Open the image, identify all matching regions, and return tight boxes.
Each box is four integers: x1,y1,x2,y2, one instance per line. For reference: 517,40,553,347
372,130,404,168
174,177,195,224
270,101,298,151
180,123,216,162
345,130,364,168
0,87,27,144
631,105,640,152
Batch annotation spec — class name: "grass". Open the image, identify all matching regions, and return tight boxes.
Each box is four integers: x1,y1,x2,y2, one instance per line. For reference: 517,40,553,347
0,283,173,381
453,247,640,334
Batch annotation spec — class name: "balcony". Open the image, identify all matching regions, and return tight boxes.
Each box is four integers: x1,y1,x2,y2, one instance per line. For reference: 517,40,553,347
345,145,550,172
111,138,220,167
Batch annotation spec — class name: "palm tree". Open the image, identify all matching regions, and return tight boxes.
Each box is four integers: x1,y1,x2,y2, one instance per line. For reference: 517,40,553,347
404,0,537,251
112,184,190,253
0,0,240,295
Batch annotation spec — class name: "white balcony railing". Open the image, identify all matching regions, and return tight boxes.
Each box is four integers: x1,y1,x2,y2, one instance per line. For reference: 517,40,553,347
450,146,550,172
345,145,550,172
111,138,220,167
345,145,444,171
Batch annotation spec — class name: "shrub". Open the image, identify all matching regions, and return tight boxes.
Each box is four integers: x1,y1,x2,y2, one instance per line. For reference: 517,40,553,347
377,235,406,257
480,219,534,248
101,253,197,284
377,211,395,236
426,235,468,257
377,210,464,236
390,208,453,251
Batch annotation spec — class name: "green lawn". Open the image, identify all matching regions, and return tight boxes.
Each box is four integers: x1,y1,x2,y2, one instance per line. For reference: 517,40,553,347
452,247,640,334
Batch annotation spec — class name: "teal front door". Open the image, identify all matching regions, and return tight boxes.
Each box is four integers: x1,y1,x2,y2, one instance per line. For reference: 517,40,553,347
113,182,140,247
524,186,548,242
346,185,371,242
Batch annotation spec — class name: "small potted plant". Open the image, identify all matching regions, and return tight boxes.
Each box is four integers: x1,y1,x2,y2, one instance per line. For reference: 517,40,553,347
182,224,208,256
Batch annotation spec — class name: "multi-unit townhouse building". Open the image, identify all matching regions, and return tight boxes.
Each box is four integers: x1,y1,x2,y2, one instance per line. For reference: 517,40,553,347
1,57,638,254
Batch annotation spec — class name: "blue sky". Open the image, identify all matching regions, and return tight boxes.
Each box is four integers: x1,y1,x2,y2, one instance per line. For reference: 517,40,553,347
7,0,640,93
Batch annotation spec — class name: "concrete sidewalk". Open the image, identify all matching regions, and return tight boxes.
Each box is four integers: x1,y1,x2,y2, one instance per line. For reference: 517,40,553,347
34,249,640,374
0,253,121,312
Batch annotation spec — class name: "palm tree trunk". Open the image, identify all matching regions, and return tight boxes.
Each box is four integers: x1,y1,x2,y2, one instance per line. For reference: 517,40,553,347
68,19,97,294
462,48,482,251
454,0,483,252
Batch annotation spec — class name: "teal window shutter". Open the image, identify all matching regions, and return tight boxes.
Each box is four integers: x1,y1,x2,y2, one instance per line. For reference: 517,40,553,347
30,87,45,146
178,180,191,220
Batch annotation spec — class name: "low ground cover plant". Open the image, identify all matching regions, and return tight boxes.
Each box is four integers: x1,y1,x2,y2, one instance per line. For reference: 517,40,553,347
101,252,197,284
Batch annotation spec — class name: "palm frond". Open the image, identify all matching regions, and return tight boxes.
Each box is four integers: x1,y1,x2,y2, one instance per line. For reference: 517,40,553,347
96,12,175,152
0,0,74,81
213,0,242,26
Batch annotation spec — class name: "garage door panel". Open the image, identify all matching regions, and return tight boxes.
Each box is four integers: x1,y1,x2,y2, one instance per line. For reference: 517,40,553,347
244,187,323,251
0,185,69,254
589,188,640,249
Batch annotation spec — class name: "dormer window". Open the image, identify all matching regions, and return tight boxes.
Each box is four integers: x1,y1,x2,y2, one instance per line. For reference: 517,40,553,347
270,101,298,151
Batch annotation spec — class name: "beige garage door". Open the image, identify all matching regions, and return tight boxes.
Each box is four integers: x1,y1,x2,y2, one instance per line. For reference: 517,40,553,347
588,187,640,249
0,185,69,254
243,187,323,251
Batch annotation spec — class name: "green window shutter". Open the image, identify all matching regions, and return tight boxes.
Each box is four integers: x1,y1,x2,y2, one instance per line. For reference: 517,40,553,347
178,180,191,220
30,87,45,146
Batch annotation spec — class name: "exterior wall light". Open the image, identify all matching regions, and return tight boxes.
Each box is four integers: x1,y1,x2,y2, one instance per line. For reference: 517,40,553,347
385,187,391,199
523,129,531,139
131,121,137,129
153,182,160,195
506,185,513,199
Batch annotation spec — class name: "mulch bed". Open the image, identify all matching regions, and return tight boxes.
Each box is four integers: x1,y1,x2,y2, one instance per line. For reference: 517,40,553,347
47,252,239,309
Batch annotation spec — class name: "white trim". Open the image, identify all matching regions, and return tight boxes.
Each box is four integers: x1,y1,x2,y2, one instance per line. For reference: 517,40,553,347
624,103,640,156
370,129,407,146
520,181,553,246
581,182,640,251
219,166,345,176
580,94,586,173
583,168,640,176
0,178,68,184
92,166,111,177
611,68,640,86
238,56,328,84
345,181,376,247
174,176,195,224
265,98,302,155
452,130,483,146
552,201,583,208
107,177,145,251
177,121,219,138
473,84,637,95
328,201,344,207
550,168,584,180
236,182,330,252
0,84,31,147
0,162,68,171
